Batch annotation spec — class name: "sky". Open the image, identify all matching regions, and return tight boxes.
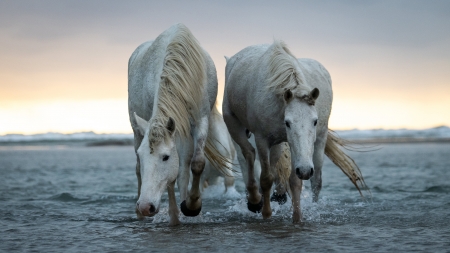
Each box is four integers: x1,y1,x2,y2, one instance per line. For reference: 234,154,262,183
0,0,449,134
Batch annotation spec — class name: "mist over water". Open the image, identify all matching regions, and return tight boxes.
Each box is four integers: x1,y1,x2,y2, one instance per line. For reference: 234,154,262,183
0,143,449,252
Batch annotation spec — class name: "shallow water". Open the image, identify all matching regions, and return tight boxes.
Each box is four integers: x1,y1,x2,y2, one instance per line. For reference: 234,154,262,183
1,143,449,252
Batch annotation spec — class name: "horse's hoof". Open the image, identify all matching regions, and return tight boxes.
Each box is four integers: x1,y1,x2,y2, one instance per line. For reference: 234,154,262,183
180,200,201,217
270,193,287,205
247,198,263,213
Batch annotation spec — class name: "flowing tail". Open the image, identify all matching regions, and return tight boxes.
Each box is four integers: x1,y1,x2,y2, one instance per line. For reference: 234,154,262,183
325,130,368,197
204,107,235,177
274,142,291,192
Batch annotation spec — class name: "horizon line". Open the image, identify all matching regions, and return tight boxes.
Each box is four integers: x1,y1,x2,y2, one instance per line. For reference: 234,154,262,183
1,125,449,137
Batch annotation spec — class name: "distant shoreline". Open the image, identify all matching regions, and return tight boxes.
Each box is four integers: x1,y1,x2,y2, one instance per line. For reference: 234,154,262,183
1,126,449,146
0,139,133,147
0,137,449,147
350,138,450,144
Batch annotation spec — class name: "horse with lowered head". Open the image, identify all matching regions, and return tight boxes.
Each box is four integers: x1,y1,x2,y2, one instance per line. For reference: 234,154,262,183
223,41,366,222
128,24,229,226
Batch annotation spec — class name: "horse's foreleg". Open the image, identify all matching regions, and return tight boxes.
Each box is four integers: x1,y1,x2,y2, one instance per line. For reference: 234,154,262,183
311,133,327,202
289,167,303,223
168,180,180,226
180,116,208,217
310,166,322,203
177,155,191,202
135,157,144,220
133,134,144,220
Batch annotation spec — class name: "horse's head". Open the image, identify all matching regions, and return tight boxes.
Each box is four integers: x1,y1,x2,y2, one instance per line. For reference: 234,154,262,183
134,113,179,217
283,87,319,180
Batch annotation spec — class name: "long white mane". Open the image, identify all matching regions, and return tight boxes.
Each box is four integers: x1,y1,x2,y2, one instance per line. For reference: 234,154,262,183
266,40,311,98
149,24,206,149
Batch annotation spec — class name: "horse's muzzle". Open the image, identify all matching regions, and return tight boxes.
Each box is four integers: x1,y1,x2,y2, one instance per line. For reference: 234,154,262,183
136,201,159,217
296,167,314,180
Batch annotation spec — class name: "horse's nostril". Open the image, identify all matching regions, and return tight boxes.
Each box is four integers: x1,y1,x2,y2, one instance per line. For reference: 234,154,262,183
149,204,156,213
310,168,314,177
295,168,300,175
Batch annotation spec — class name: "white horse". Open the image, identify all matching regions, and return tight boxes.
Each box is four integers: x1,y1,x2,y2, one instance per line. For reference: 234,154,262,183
223,41,366,222
128,24,228,226
201,106,237,193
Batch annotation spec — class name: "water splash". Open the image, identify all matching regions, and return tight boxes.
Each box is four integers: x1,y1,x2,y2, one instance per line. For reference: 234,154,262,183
202,184,242,200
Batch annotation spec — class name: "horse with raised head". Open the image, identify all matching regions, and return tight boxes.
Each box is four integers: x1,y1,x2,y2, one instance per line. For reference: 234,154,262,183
128,24,228,226
223,41,366,222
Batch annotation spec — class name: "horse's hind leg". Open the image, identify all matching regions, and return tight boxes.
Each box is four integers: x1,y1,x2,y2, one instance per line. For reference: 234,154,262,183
223,111,261,212
224,175,235,193
180,116,208,217
311,132,327,202
271,177,288,205
270,143,289,205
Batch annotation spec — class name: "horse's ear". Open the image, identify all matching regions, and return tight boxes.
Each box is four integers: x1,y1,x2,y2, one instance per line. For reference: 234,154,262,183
310,88,320,100
134,112,149,136
283,89,293,103
224,56,229,63
166,117,176,137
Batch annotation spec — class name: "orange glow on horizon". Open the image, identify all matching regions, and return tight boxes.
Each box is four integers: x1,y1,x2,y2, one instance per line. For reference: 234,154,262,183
0,99,132,135
1,11,449,135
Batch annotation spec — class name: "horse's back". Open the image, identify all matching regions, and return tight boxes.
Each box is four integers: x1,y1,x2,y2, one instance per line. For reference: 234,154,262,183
224,44,271,128
128,40,157,133
225,44,269,81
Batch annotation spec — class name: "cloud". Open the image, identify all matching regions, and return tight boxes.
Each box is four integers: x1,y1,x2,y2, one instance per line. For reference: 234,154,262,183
2,1,450,46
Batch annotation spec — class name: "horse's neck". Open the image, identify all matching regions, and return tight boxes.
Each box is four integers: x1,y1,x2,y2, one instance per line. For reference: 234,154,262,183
250,90,287,144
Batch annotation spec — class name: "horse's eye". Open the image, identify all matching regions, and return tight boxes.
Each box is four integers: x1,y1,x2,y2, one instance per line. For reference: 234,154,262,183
162,155,170,161
285,121,290,128
314,119,318,126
